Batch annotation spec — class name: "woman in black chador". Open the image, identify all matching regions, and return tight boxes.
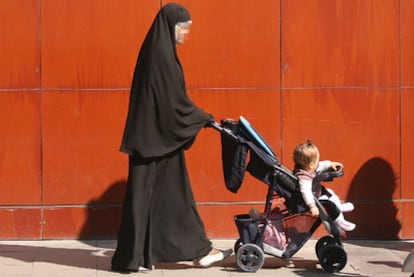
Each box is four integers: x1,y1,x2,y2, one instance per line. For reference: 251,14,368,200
111,3,231,273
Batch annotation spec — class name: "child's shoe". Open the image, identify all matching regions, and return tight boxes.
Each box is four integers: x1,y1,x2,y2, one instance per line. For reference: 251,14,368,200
341,202,354,213
334,215,356,231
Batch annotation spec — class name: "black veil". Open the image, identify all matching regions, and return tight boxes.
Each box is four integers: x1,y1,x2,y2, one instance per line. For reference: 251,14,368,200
120,3,211,158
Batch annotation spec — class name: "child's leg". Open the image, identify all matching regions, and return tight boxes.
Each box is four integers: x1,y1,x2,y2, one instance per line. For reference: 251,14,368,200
324,188,341,207
334,213,356,231
319,199,356,232
324,188,354,213
319,199,340,220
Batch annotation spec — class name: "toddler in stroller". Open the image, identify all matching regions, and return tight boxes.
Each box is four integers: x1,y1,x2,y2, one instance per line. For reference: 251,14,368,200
209,116,353,273
293,140,356,232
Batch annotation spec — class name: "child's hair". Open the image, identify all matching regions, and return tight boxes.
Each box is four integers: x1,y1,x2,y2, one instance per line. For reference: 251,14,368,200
293,139,320,170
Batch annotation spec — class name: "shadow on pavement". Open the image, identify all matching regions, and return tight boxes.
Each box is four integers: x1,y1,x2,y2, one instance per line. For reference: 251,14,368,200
0,242,115,271
345,239,414,252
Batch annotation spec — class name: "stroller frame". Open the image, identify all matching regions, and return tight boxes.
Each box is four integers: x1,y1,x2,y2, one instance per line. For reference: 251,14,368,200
210,117,348,273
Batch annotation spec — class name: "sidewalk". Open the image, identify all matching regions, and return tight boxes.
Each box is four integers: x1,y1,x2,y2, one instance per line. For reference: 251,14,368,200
0,239,412,276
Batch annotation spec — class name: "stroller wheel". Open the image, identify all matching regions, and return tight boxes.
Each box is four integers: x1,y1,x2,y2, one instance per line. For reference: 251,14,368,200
315,235,338,258
234,239,243,253
318,244,347,273
235,243,265,272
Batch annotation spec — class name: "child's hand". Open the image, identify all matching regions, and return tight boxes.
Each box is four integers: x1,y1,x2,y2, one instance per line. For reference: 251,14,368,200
310,205,319,217
331,161,343,171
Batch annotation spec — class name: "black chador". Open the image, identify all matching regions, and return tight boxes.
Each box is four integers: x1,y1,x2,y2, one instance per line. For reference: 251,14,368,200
112,3,213,272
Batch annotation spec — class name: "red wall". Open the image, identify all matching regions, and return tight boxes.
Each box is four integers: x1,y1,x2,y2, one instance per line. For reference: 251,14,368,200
0,0,413,239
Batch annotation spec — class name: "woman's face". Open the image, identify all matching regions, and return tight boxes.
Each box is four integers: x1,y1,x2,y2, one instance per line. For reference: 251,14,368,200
175,21,191,44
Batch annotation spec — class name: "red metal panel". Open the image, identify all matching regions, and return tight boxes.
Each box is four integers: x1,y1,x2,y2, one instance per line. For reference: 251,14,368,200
41,0,160,88
0,0,40,88
401,202,414,238
42,90,128,204
166,0,280,88
0,92,41,204
0,209,41,239
43,208,86,238
402,0,414,86
281,0,399,87
43,207,121,239
402,88,414,198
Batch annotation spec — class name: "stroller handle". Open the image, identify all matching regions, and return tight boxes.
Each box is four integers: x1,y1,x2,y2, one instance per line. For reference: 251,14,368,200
317,166,344,183
206,120,240,141
206,121,223,131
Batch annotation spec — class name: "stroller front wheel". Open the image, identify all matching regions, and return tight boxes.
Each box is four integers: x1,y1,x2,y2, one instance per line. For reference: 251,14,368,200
318,244,347,273
235,243,265,272
315,235,339,258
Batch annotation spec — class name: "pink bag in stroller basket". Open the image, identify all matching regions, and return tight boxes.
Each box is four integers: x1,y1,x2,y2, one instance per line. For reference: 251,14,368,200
262,218,287,251
251,207,288,255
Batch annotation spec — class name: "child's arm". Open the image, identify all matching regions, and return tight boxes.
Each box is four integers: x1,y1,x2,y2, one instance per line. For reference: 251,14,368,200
318,160,343,172
298,177,319,216
317,160,331,172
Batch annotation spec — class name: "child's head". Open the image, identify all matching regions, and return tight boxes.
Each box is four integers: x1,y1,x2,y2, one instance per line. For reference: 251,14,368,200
293,140,320,172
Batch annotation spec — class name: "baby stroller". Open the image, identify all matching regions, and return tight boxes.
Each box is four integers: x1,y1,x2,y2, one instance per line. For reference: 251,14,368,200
209,116,348,273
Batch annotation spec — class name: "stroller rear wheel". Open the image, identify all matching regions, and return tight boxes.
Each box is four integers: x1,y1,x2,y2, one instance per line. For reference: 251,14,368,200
315,235,338,258
235,243,265,272
318,244,347,273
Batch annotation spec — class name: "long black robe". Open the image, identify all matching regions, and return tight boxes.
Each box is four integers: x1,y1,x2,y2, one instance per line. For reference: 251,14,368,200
112,3,212,271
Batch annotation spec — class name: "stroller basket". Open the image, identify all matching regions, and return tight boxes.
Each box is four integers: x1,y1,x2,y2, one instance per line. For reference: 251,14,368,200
234,214,260,244
235,213,289,255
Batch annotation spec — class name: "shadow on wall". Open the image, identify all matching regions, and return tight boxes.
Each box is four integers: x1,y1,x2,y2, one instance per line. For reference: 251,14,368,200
345,157,401,239
78,180,127,240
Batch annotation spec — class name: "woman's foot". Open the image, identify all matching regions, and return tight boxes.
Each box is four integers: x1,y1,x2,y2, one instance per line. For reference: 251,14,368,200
196,248,233,267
